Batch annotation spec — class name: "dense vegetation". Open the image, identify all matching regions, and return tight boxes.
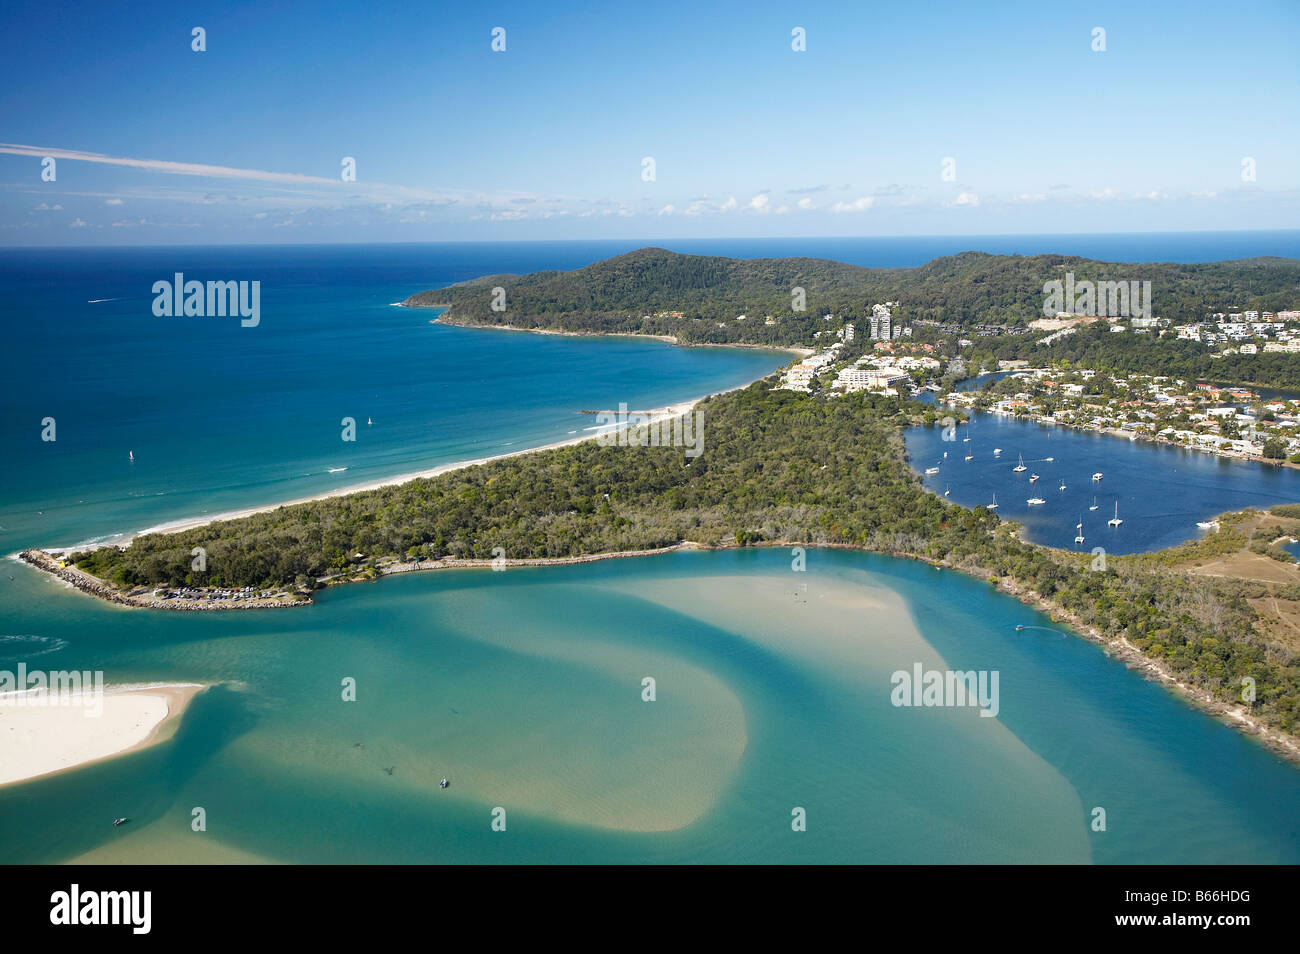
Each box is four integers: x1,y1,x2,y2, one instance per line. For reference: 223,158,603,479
406,247,1300,342
73,382,1300,733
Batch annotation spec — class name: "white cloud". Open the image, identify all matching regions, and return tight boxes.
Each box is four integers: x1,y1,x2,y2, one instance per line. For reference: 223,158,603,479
69,217,87,227
954,192,980,206
657,204,676,215
747,193,770,213
33,202,62,211
796,196,815,210
831,196,875,213
719,195,738,212
104,197,124,206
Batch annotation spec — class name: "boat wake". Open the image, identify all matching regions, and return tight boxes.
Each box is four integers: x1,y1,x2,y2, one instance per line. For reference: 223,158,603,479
0,634,70,661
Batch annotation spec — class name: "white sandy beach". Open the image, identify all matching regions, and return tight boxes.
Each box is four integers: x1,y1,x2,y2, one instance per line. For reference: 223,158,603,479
0,683,204,787
46,393,734,553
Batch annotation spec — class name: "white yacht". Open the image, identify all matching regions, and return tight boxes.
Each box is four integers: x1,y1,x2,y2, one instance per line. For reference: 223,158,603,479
1074,520,1085,545
1013,454,1027,473
1029,473,1040,483
1092,472,1104,482
1108,502,1123,527
1027,497,1046,506
987,493,998,511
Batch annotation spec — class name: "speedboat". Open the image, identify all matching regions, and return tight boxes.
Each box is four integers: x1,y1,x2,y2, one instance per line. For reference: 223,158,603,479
1045,457,1054,462
439,778,449,789
112,817,128,827
993,448,1002,455
1092,472,1103,481
1015,624,1024,631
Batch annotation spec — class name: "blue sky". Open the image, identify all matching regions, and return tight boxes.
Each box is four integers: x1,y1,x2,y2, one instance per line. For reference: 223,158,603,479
2,0,1297,245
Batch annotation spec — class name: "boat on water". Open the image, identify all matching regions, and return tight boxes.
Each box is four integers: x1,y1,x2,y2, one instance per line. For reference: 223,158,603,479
943,451,948,458
1045,457,1054,462
944,483,950,497
112,817,128,827
962,437,970,442
925,466,940,475
1027,497,1045,506
965,444,973,460
128,451,134,462
993,448,1002,455
987,493,998,511
1108,502,1123,527
1092,472,1103,482
1015,624,1025,631
1090,496,1099,511
1075,519,1085,544
1013,454,1027,473
1058,481,1067,491
367,416,373,426
1029,473,1040,483
439,778,449,789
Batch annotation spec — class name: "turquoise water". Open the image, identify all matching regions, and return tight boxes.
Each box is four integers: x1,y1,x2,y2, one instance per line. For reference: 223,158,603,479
2,547,1298,864
4,241,1300,864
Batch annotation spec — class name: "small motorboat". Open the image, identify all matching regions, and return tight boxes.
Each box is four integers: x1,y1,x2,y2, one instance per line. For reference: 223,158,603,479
128,451,134,462
1092,472,1104,482
925,466,940,475
112,817,128,827
993,448,1002,455
1045,457,1054,462
1015,624,1024,632
439,778,449,789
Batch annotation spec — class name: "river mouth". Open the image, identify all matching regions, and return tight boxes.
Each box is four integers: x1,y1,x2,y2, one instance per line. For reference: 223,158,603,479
4,547,1298,864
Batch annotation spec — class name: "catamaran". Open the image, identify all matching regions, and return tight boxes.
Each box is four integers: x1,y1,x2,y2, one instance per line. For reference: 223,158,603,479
1092,472,1104,482
1108,502,1123,527
1029,473,1040,483
1075,519,1085,545
1027,497,1045,506
1013,454,1027,473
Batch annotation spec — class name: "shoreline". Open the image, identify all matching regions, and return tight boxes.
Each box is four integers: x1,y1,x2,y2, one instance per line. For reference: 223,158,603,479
0,682,206,788
18,527,1300,765
37,391,748,557
427,313,814,357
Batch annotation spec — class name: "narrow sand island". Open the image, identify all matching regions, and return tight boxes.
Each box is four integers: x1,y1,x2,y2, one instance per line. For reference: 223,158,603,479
0,683,205,787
